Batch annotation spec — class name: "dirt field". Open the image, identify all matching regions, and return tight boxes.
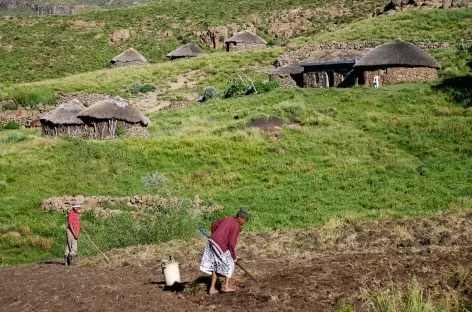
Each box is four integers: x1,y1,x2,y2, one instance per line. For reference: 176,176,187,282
2,211,472,312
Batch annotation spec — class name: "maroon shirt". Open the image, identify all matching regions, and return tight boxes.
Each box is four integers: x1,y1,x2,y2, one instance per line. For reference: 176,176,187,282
210,217,241,260
68,209,80,236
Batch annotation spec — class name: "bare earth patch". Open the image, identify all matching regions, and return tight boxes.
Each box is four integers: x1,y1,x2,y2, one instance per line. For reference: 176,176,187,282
2,211,472,311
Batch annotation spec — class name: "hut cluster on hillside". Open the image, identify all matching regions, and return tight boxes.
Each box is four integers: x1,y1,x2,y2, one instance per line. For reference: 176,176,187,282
40,97,150,139
107,31,267,68
269,39,441,88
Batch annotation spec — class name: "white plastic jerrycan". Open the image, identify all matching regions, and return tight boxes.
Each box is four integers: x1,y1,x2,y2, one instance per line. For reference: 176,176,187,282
162,256,181,286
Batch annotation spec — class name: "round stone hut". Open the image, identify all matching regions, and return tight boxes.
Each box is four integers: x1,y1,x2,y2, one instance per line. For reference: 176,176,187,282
40,99,86,137
77,97,150,140
225,31,267,52
167,44,205,60
353,39,441,86
108,48,149,69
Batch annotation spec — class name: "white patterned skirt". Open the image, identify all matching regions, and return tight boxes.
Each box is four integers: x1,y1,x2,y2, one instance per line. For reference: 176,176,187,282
200,240,234,277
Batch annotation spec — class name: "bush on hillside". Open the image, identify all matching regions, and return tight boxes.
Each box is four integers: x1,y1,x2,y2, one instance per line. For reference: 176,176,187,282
3,121,20,130
202,87,220,100
140,83,156,93
129,82,142,95
224,81,248,98
224,80,278,98
129,82,156,94
252,81,278,94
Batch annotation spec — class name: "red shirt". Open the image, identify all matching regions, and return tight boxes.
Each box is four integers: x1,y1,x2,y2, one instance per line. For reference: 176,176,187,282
68,209,80,236
210,217,241,260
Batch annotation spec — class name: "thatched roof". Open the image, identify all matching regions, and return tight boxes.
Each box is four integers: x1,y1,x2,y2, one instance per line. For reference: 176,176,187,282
167,44,204,58
270,64,304,77
110,48,148,63
40,99,85,125
226,31,267,45
354,39,441,69
77,97,149,126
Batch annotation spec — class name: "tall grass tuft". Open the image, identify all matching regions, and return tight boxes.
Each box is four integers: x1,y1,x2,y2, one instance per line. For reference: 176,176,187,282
362,279,435,312
8,88,57,108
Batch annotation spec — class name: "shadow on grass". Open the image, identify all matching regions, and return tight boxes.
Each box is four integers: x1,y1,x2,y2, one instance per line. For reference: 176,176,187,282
433,74,472,108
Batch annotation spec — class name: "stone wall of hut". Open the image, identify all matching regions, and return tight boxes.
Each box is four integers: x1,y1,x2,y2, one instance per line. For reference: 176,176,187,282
82,118,149,140
302,71,345,88
41,123,87,137
361,67,438,87
268,74,299,88
226,42,266,52
109,61,148,69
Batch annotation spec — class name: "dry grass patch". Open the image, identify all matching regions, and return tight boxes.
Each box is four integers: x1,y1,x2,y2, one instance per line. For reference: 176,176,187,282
27,235,53,251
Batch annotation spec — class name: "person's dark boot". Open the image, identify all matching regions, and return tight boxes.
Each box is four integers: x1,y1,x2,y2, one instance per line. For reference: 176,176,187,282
69,255,77,266
64,256,69,266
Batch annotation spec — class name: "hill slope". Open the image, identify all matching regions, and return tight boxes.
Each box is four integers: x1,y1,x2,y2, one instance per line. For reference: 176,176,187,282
0,7,471,267
0,0,388,83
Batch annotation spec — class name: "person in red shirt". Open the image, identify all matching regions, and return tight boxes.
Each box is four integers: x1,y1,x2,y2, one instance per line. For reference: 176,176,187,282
65,201,81,266
200,207,248,295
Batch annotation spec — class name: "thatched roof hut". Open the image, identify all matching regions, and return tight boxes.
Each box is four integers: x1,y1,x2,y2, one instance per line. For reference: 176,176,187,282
109,48,149,68
354,39,441,69
77,97,149,139
225,31,267,52
167,44,204,60
40,99,86,137
353,39,441,86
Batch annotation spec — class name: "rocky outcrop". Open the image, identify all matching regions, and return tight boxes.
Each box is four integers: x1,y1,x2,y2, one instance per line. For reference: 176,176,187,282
0,0,96,15
109,29,131,44
378,0,471,15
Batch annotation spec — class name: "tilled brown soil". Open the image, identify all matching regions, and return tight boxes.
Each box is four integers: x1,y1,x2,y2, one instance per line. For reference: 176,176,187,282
2,212,472,312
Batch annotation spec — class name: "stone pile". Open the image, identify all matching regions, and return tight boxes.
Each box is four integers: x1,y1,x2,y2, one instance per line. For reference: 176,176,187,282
0,103,55,127
41,194,224,217
57,92,111,106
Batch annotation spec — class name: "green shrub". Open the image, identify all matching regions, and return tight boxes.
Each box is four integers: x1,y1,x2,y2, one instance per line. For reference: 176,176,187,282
224,81,248,98
129,82,156,94
3,121,20,130
203,86,220,100
0,181,7,191
253,81,278,94
116,126,126,137
140,83,156,93
129,82,142,95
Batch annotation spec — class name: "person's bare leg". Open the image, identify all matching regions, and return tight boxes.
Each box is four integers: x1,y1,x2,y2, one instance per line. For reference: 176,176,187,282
209,272,218,295
223,276,237,292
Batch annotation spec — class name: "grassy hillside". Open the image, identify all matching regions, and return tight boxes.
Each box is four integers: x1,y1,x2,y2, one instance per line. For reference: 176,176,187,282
0,7,471,265
0,7,470,86
1,82,471,264
0,0,387,83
